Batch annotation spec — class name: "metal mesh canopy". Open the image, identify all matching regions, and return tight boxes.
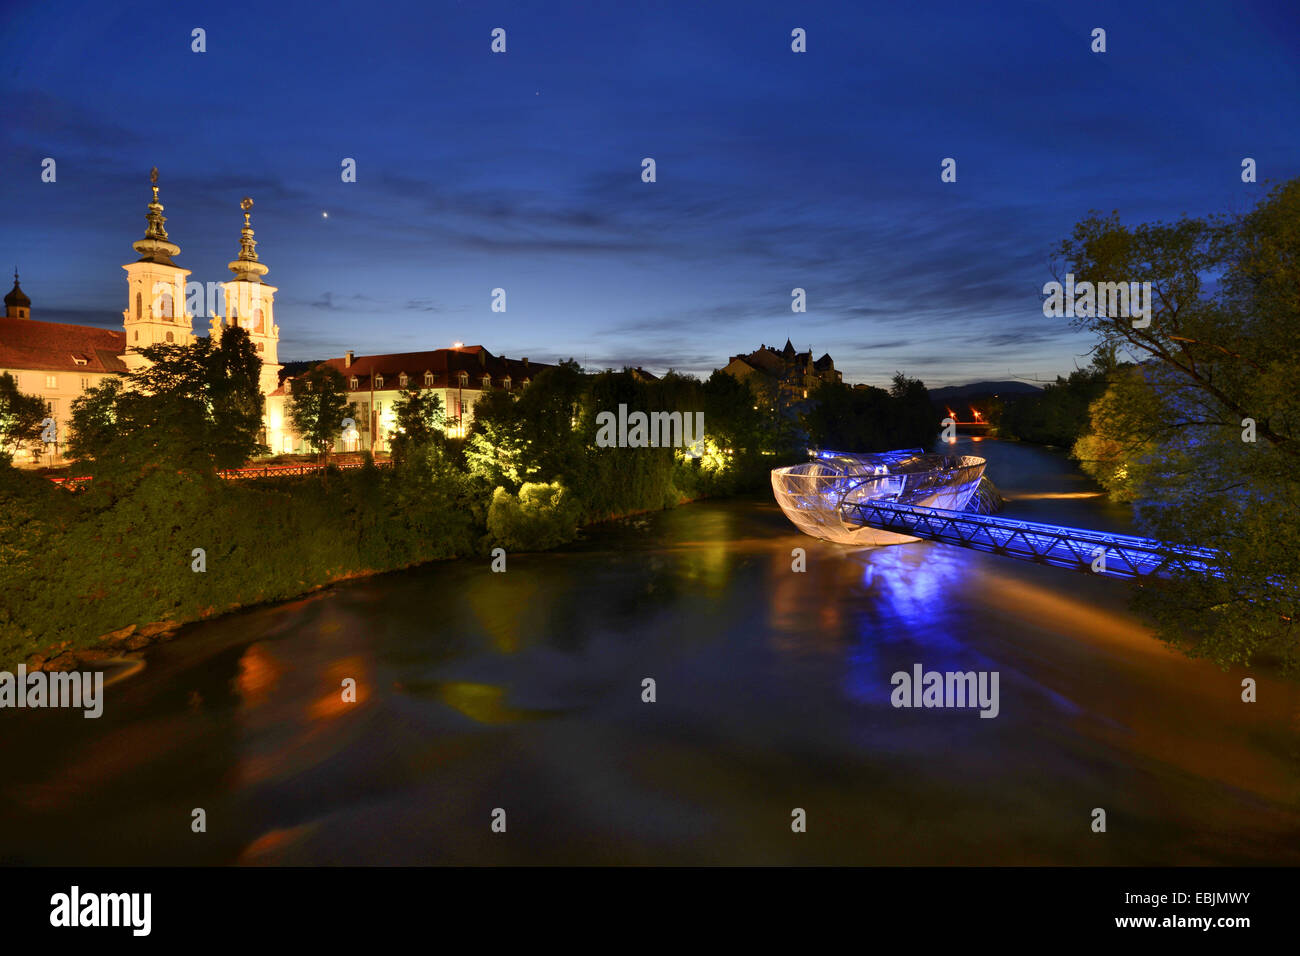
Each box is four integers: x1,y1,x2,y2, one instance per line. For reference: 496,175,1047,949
771,449,986,546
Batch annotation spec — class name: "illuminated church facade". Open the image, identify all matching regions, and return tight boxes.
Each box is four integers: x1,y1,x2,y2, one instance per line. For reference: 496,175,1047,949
0,171,280,466
1,170,545,466
120,172,282,396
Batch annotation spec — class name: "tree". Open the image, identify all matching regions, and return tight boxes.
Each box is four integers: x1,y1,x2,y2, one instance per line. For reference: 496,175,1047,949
486,481,580,550
65,325,266,474
802,378,936,453
287,364,355,466
204,324,267,466
702,370,765,454
0,373,46,466
1054,196,1294,459
466,360,588,489
390,386,445,463
510,359,589,483
998,355,1115,447
1054,180,1300,668
66,378,126,466
888,373,939,449
1070,367,1160,502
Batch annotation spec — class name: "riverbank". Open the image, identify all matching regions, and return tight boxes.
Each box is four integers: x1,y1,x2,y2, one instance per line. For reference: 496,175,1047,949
0,463,733,671
19,568,386,673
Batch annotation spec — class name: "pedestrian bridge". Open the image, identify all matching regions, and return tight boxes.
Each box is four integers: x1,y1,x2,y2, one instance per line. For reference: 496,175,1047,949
841,498,1219,580
772,449,1219,580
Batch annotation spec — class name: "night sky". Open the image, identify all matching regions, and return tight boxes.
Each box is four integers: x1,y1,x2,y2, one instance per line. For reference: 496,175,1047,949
2,0,1297,387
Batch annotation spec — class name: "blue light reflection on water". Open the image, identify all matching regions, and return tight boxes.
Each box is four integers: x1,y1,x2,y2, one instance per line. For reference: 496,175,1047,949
841,542,996,701
832,536,1096,777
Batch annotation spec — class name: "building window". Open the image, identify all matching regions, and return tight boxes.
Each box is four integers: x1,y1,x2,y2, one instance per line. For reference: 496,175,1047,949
424,371,434,386
482,374,491,389
375,375,384,389
135,292,142,319
256,342,264,352
251,307,264,331
80,377,89,389
350,376,358,389
458,371,469,386
45,375,57,389
134,331,139,341
502,377,511,390
159,288,173,319
165,331,174,343
399,373,408,388
523,378,530,387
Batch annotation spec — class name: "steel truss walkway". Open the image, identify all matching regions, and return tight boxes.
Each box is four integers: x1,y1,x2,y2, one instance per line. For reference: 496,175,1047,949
843,499,1220,580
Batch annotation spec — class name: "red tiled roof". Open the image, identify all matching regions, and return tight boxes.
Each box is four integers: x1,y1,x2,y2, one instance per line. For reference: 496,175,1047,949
0,318,128,373
270,346,549,395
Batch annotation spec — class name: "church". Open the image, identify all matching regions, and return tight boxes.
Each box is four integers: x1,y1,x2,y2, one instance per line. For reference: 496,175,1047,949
0,170,281,466
0,170,545,466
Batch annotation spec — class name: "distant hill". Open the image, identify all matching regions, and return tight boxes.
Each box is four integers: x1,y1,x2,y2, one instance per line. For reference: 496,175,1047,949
928,380,1042,402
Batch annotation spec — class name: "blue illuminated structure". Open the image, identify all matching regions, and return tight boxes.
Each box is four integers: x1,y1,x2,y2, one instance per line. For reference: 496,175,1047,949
772,449,1220,579
771,449,987,546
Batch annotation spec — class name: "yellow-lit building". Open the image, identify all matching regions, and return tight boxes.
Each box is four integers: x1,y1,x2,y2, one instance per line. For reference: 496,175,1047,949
0,272,126,467
266,346,546,455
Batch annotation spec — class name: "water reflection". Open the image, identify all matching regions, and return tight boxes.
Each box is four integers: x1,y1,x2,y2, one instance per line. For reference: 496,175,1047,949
0,437,1296,866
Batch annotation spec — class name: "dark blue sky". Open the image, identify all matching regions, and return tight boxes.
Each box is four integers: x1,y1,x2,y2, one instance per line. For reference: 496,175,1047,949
3,0,1297,386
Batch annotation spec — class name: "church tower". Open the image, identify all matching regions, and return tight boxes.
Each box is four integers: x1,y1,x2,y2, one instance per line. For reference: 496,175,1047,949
121,168,194,370
5,269,31,319
212,197,281,396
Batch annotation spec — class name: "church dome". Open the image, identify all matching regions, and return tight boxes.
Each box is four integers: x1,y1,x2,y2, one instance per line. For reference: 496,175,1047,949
5,272,30,308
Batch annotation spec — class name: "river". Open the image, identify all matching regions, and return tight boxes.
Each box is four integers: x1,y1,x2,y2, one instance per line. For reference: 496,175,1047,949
2,436,1297,865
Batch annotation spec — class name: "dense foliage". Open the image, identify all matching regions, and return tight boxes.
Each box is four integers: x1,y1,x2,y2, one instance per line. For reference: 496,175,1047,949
466,363,796,523
0,460,476,668
999,369,1105,446
801,374,939,452
997,350,1121,447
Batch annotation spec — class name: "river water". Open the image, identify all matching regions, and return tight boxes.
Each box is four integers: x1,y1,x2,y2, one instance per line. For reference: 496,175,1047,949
2,437,1297,865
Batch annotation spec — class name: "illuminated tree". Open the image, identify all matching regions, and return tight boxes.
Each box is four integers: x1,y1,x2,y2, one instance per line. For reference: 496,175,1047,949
287,364,354,466
390,387,445,464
